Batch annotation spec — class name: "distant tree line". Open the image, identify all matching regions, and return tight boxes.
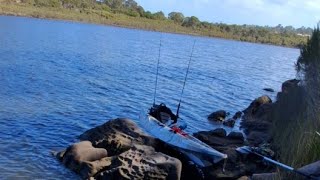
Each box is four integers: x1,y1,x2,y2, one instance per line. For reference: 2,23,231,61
12,0,312,47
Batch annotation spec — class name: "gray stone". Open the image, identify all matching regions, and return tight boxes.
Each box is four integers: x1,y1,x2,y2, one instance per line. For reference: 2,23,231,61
210,128,227,137
227,132,244,141
208,110,229,121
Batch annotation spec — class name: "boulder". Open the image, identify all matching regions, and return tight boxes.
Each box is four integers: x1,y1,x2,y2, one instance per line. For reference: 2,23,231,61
223,118,236,127
243,96,272,116
227,132,244,141
233,111,242,119
82,145,182,180
247,129,274,146
210,128,227,137
57,119,182,180
79,118,159,156
194,130,244,154
208,110,229,121
57,141,108,173
241,96,274,146
282,79,299,93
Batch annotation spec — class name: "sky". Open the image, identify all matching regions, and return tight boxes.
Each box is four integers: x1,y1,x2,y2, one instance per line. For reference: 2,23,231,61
135,0,320,28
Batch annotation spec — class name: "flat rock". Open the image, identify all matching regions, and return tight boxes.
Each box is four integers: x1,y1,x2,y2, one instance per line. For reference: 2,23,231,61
79,118,159,156
83,145,182,180
57,141,108,175
57,119,182,179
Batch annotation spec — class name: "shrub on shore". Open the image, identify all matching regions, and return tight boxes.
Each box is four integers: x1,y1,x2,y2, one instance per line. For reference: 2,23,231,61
271,26,320,174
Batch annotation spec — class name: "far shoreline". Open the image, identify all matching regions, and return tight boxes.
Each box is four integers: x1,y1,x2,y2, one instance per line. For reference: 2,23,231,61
0,3,304,49
0,14,299,50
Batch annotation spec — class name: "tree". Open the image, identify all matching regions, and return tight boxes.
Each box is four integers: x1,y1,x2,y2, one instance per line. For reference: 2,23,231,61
136,5,145,17
168,12,184,24
182,16,200,28
105,0,123,9
124,0,137,9
152,11,166,20
143,11,153,19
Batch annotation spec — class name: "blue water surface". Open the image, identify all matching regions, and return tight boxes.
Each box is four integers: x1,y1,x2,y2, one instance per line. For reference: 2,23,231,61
0,16,299,178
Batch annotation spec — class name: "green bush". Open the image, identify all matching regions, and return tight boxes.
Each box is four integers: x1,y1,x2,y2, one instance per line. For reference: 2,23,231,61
271,26,320,173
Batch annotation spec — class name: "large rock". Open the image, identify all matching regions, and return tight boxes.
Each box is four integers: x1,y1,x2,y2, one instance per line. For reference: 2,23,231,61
82,145,182,180
277,79,301,101
243,96,272,117
208,110,229,121
56,141,108,173
233,111,242,120
210,128,227,137
79,118,159,156
56,119,182,180
227,132,244,141
241,96,274,145
281,79,300,93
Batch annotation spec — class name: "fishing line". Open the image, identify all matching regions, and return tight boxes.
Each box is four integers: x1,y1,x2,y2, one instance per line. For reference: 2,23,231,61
176,40,196,117
153,35,162,106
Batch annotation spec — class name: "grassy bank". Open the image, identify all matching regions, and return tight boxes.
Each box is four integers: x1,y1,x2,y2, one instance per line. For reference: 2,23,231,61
0,1,308,47
271,27,320,177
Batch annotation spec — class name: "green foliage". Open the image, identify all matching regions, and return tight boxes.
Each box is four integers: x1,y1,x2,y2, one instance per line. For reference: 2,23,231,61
124,0,137,9
297,26,320,72
168,12,184,24
182,16,200,28
122,9,139,17
142,11,153,19
152,11,166,20
104,0,122,9
271,26,320,176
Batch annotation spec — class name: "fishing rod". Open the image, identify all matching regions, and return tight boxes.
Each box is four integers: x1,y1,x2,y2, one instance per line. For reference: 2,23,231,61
153,36,162,106
176,40,196,118
236,146,318,180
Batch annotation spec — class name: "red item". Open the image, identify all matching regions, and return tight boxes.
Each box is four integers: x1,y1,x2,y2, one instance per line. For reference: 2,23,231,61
171,126,188,136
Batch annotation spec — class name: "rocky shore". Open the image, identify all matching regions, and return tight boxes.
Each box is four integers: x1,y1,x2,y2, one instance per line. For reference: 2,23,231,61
55,79,319,179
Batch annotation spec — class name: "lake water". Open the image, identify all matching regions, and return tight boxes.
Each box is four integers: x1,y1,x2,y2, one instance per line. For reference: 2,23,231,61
0,16,299,179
